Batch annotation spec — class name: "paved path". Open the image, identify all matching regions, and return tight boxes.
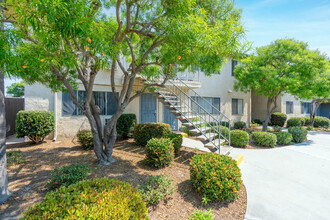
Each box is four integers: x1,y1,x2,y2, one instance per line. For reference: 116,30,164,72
231,131,330,220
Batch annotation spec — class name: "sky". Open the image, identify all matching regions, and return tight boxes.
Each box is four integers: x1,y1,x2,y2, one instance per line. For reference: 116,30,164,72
5,0,330,93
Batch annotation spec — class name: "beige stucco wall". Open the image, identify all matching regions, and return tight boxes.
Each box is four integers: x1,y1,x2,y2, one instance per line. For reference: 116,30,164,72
193,59,252,126
280,94,310,118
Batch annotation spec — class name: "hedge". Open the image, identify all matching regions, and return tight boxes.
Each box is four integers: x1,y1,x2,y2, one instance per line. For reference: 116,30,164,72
134,123,171,146
16,110,55,144
287,117,305,127
288,127,308,143
252,131,277,147
270,112,287,127
117,114,136,139
275,132,292,145
233,121,246,130
313,116,330,128
230,130,249,147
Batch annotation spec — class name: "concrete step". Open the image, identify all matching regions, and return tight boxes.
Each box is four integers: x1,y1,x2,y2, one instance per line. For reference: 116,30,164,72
189,127,210,135
176,115,200,120
170,110,192,115
162,99,180,104
158,95,177,99
182,121,204,127
204,139,225,148
196,132,217,141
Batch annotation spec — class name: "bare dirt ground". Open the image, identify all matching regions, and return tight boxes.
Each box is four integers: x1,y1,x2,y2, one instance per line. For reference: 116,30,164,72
1,138,246,220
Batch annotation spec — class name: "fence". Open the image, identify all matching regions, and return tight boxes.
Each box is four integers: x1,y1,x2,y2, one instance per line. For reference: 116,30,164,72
5,97,24,137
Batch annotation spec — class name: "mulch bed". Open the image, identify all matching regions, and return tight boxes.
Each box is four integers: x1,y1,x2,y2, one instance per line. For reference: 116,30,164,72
1,138,246,220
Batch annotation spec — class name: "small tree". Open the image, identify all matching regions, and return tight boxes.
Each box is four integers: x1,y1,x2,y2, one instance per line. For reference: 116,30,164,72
234,39,328,131
6,81,24,97
1,0,247,165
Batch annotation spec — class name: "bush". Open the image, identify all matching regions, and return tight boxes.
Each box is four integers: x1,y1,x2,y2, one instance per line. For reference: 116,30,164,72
181,126,190,135
307,126,314,131
137,175,174,205
233,121,246,130
275,132,292,145
272,125,282,132
252,131,277,147
230,130,249,147
270,112,287,127
252,119,263,125
77,129,93,150
166,133,183,155
189,209,214,220
117,114,136,139
7,150,24,167
23,178,148,219
287,117,305,127
47,163,90,190
288,127,308,143
207,125,230,140
304,117,311,126
145,138,174,168
314,116,330,128
134,123,171,146
220,121,230,128
16,110,55,144
251,123,259,128
190,153,242,202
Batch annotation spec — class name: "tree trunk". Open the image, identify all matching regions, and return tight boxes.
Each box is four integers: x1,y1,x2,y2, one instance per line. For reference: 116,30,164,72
310,100,322,127
0,73,10,203
263,96,278,131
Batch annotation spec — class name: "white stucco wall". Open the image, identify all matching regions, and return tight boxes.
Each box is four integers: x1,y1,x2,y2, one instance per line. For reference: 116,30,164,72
193,59,252,126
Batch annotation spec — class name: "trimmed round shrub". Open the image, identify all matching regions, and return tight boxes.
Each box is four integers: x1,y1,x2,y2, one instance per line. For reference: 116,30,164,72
230,130,249,147
23,178,148,219
272,125,282,132
288,127,308,143
220,121,230,128
166,133,183,155
270,112,287,127
117,114,136,139
252,119,263,125
287,117,305,127
145,138,174,168
252,131,277,147
46,163,90,190
304,117,311,126
134,123,171,146
276,132,293,145
313,116,330,128
77,129,93,150
16,110,55,144
190,153,242,202
234,121,246,130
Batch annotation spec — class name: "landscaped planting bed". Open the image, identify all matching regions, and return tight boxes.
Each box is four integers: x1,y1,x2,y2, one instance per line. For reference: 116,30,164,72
2,139,247,219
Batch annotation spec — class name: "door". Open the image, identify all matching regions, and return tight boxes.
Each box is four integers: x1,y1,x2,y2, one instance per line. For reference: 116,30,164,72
319,103,330,119
140,93,157,123
163,105,178,130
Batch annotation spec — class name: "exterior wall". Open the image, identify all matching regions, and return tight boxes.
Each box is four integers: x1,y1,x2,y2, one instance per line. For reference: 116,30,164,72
193,59,252,126
280,94,310,118
251,90,281,121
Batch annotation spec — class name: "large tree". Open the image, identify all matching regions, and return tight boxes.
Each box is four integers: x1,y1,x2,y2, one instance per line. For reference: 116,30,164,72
1,0,247,165
6,81,24,97
234,39,328,131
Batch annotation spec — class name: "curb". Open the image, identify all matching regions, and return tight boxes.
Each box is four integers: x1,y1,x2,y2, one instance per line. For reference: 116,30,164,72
235,154,244,165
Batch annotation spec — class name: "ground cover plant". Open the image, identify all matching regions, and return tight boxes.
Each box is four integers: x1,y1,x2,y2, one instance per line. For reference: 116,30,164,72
189,209,214,220
137,175,175,205
6,150,24,167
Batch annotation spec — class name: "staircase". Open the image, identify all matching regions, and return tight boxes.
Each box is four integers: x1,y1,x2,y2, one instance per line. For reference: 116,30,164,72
141,76,232,155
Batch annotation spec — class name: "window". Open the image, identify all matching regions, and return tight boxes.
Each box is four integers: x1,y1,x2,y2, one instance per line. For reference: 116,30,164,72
232,99,243,115
232,59,239,76
301,102,311,114
286,101,294,114
62,91,117,116
191,97,220,114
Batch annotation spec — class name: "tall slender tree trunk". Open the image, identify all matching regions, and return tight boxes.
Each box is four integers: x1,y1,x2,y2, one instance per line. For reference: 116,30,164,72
310,99,322,127
0,73,10,203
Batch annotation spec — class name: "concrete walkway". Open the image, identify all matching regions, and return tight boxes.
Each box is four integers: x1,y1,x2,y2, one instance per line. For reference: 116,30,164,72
231,131,330,220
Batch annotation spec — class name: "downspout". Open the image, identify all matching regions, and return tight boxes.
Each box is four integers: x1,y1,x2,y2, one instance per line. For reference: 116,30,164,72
53,92,57,141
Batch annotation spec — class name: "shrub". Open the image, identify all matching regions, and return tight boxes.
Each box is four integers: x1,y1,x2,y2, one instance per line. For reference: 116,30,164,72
137,175,174,205
190,153,242,202
252,131,277,147
288,127,308,143
313,116,330,128
7,150,24,167
189,209,214,220
251,123,259,128
275,132,292,145
270,112,287,127
252,119,263,125
16,110,55,144
207,125,230,140
272,125,282,132
47,163,90,190
233,121,246,130
287,117,305,127
304,117,311,126
134,123,171,146
230,130,249,147
22,178,148,219
166,133,183,155
117,114,136,139
77,129,93,150
145,138,174,168
307,126,314,131
181,126,191,135
220,121,230,128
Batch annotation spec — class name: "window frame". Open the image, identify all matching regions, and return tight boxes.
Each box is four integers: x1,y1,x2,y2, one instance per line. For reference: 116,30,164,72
301,102,311,114
232,98,244,115
286,101,294,114
191,96,221,115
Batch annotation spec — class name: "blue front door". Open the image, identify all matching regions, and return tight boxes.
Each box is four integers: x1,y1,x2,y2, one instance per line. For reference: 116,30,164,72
140,93,157,123
163,105,178,130
319,103,330,119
